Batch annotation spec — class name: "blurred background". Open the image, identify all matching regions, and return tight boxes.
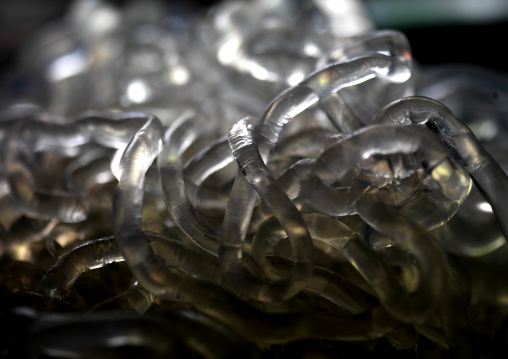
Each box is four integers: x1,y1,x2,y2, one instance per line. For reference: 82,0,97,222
1,0,508,80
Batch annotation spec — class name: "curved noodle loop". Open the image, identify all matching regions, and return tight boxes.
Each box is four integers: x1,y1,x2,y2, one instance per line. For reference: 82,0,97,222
1,1,508,358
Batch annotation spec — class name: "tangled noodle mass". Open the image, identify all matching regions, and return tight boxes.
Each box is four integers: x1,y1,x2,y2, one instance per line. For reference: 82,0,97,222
2,0,508,358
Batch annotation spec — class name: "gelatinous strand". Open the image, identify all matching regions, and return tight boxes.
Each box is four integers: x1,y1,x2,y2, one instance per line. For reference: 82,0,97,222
183,136,234,206
302,54,410,99
251,210,445,322
300,176,355,216
272,128,335,161
254,54,410,172
221,117,313,302
373,96,508,240
415,65,508,128
318,92,365,132
394,188,460,231
112,118,231,313
272,158,355,217
314,30,413,129
23,311,187,359
113,121,392,344
112,116,182,299
2,110,144,224
4,124,87,223
34,111,150,151
64,148,116,193
153,307,266,359
90,281,155,314
118,205,389,345
312,125,470,202
147,232,225,288
158,114,221,255
112,118,247,318
206,1,322,87
373,170,423,205
435,183,505,256
316,30,412,68
221,55,413,288
256,54,411,161
4,0,508,355
141,193,169,234
354,157,460,231
274,158,316,201
354,190,448,322
0,104,43,121
176,279,396,344
305,266,374,315
251,214,375,314
124,270,392,345
42,236,125,299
